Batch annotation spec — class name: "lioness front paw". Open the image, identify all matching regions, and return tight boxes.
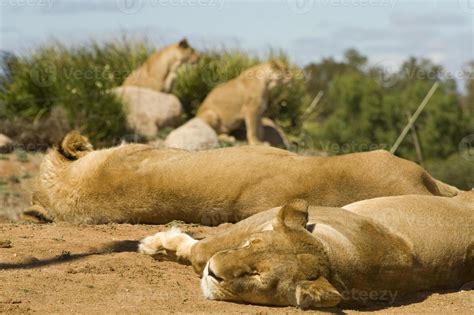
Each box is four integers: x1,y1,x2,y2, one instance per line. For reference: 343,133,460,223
138,227,198,262
138,231,168,255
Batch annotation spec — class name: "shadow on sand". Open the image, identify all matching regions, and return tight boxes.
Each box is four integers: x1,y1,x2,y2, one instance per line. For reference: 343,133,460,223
0,240,139,270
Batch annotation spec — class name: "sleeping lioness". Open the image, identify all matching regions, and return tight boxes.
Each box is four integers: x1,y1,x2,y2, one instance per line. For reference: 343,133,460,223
123,38,199,92
139,192,474,309
26,131,459,224
197,60,292,145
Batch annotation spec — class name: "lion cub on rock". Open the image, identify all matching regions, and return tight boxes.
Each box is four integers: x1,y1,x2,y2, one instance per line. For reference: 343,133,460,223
27,131,459,224
140,192,474,309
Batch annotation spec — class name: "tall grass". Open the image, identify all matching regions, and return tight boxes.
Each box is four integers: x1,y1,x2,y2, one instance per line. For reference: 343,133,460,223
0,37,152,146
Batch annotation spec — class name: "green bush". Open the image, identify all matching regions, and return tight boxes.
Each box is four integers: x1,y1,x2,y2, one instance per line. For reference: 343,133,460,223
306,54,473,161
172,49,309,136
426,153,474,190
0,37,152,146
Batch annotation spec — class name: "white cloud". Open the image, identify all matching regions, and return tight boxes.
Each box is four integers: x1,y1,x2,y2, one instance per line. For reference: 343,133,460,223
41,0,117,15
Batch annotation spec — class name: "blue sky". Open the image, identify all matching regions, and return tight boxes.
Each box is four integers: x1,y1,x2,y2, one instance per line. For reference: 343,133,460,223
1,0,473,88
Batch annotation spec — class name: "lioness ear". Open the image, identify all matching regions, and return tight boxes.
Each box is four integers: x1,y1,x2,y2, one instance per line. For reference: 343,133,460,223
269,59,285,70
178,38,190,49
274,199,309,230
23,205,52,223
295,277,342,309
58,131,93,160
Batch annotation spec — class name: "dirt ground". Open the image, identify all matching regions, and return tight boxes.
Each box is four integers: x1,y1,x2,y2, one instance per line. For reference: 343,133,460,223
0,152,473,314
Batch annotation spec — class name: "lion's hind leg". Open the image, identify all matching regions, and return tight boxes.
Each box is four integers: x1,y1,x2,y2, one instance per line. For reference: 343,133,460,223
138,227,198,262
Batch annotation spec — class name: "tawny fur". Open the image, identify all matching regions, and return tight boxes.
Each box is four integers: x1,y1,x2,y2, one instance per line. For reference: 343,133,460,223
28,131,459,224
196,60,292,145
140,192,473,308
122,39,199,93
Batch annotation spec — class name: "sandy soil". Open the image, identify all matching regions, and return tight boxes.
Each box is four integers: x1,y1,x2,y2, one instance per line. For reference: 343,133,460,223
0,152,473,314
0,223,473,314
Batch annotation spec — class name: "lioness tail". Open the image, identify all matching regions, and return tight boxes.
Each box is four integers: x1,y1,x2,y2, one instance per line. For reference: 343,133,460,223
57,131,93,160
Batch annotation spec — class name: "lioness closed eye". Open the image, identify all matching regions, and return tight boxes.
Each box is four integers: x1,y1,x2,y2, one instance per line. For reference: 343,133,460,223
140,192,474,309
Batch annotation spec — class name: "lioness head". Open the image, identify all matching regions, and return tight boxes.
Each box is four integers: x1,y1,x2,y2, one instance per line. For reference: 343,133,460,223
267,59,293,88
24,131,93,223
174,38,200,65
241,60,292,89
201,200,342,309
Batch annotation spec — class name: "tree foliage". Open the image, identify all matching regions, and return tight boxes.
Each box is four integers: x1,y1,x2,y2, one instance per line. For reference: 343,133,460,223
306,50,473,161
304,50,473,188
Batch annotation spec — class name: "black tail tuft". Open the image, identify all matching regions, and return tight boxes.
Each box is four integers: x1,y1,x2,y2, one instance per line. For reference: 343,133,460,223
57,131,93,160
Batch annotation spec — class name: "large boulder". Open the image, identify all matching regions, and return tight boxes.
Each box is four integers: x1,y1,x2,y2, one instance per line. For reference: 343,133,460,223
165,117,218,151
111,86,183,138
230,117,289,148
0,133,13,153
260,117,289,149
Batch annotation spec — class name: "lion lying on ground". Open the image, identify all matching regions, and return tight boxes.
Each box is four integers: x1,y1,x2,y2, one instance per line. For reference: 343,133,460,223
122,39,199,92
196,60,292,145
26,131,459,224
139,191,474,309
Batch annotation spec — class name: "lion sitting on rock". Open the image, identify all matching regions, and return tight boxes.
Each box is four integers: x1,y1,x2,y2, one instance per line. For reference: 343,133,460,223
26,131,459,224
112,39,199,138
196,60,292,145
139,192,474,309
